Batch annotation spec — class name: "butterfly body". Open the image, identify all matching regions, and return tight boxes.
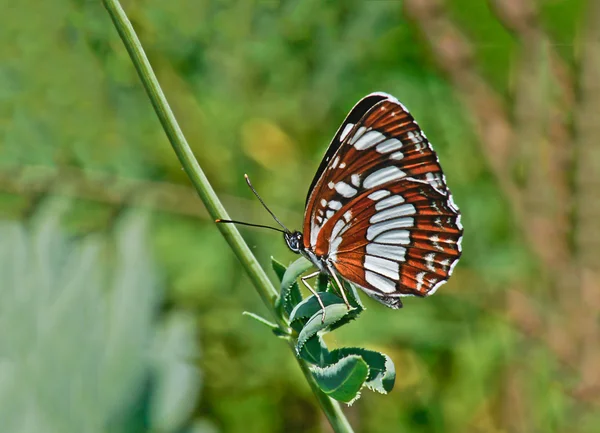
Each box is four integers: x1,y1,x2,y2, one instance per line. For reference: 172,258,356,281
286,92,463,309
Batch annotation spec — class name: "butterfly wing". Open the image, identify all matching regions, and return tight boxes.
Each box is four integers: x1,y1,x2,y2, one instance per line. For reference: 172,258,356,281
303,92,462,306
303,92,452,250
317,178,462,308
305,93,392,202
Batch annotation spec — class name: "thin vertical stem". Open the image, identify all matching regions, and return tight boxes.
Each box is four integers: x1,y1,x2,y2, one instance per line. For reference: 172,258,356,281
101,1,353,431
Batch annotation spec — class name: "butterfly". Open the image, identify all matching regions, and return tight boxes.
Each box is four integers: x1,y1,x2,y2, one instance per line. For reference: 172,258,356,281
219,92,463,313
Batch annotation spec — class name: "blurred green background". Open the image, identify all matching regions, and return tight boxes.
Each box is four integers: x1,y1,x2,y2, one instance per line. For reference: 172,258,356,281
1,0,598,432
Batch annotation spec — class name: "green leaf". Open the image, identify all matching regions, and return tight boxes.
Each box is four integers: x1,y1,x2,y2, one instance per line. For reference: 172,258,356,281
330,348,396,394
316,273,330,292
296,303,353,354
318,281,364,332
272,258,303,316
343,280,365,310
322,277,364,310
289,292,345,323
271,257,287,282
273,257,311,315
311,355,369,404
325,289,364,332
324,307,362,333
242,311,278,330
298,335,330,366
280,256,313,290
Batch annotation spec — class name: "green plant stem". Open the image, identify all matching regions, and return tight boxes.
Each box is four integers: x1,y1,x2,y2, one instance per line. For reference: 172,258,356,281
101,0,277,312
102,1,354,432
292,343,356,432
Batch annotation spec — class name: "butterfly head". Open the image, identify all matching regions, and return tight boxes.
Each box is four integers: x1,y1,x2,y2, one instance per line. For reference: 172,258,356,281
284,231,304,254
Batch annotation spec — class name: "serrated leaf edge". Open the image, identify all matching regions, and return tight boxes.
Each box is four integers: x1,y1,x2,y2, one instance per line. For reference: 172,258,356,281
280,257,313,292
270,255,395,402
310,354,368,404
296,304,354,354
329,347,395,395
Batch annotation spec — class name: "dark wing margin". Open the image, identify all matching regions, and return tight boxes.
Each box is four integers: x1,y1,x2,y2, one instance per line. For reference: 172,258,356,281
305,93,390,204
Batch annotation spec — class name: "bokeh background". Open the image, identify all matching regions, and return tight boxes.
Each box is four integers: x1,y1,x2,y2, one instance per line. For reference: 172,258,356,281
1,0,598,432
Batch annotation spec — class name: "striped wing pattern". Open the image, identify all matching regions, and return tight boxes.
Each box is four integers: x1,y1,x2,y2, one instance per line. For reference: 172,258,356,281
303,92,462,307
317,179,461,307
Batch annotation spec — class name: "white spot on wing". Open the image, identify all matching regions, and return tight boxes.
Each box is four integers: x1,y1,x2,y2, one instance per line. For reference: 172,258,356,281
349,126,367,145
424,253,436,272
332,156,340,169
364,256,399,281
331,219,346,240
339,162,346,169
440,258,450,270
334,181,357,197
390,151,404,160
376,138,402,153
408,131,426,151
370,204,416,223
326,210,334,219
320,199,327,207
368,190,391,201
372,229,411,245
329,236,343,259
365,271,396,293
366,243,407,261
363,166,406,188
351,174,361,187
340,123,354,141
425,172,444,190
343,211,352,223
354,130,385,150
328,200,342,210
367,218,414,240
429,234,444,251
416,271,426,291
375,195,405,210
408,131,422,144
328,181,335,189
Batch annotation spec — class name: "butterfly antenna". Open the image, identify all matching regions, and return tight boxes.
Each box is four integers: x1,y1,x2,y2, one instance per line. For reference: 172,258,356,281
215,219,285,233
244,174,291,233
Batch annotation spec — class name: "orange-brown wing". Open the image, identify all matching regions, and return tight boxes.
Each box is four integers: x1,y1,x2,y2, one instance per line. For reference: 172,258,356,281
316,179,462,308
303,92,450,252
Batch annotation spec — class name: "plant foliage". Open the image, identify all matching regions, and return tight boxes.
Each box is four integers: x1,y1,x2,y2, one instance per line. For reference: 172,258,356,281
247,257,396,404
0,202,204,433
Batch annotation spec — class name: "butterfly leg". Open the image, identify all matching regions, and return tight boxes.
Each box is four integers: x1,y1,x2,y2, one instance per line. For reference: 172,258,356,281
300,271,327,323
326,264,352,310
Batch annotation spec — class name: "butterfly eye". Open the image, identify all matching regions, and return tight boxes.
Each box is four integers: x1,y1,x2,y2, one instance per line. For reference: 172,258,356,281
284,232,302,253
